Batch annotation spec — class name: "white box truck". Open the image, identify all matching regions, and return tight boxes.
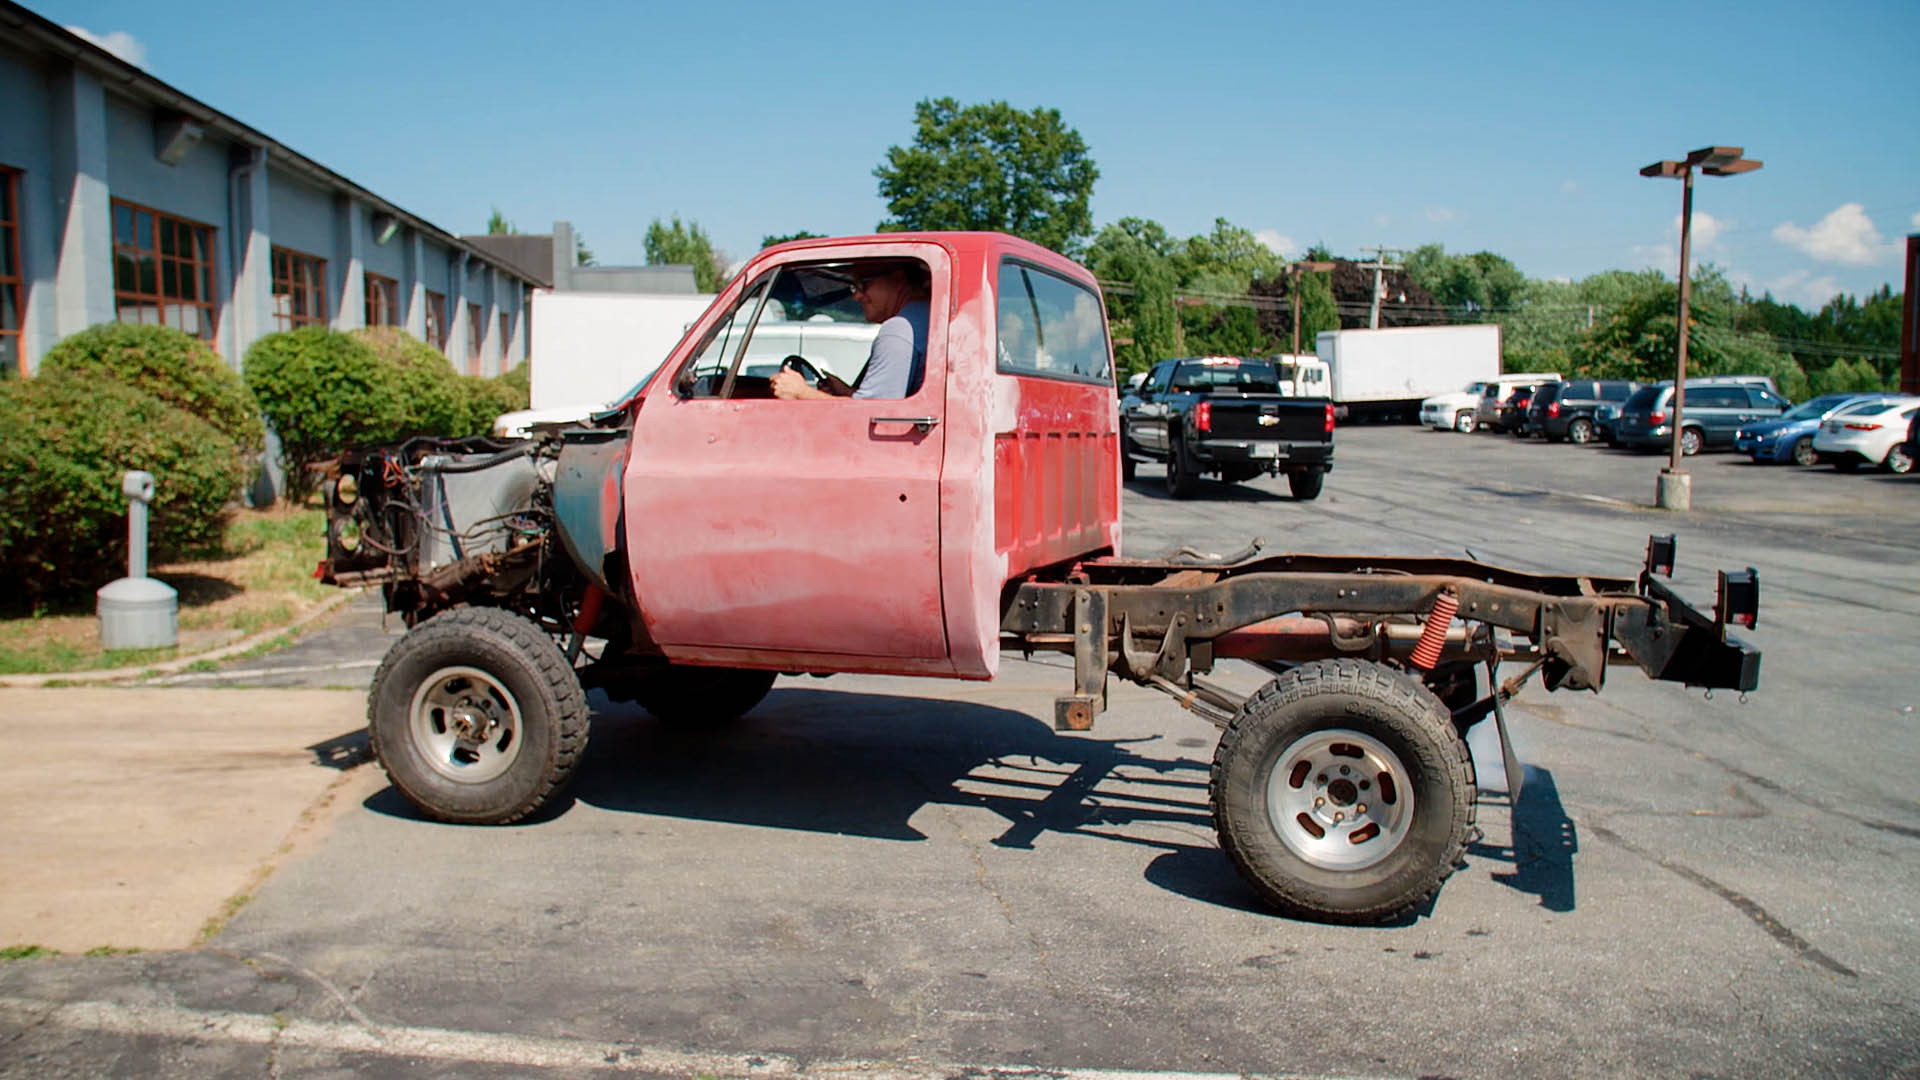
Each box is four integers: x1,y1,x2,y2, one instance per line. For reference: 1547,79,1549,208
1314,324,1503,423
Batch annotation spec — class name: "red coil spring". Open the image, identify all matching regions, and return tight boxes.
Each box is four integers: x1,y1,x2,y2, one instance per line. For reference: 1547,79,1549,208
1409,591,1459,670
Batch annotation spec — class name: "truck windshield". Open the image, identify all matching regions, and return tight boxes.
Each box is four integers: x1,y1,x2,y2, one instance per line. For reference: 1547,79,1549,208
1170,359,1280,393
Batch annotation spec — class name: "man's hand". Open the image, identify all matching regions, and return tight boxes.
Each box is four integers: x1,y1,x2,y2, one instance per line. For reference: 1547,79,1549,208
771,367,852,400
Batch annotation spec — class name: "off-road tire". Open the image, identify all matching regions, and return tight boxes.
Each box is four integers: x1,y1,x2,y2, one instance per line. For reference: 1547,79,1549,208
1568,417,1594,444
369,607,589,825
1790,435,1818,467
636,665,777,724
1288,470,1325,501
1211,659,1475,923
1166,431,1199,499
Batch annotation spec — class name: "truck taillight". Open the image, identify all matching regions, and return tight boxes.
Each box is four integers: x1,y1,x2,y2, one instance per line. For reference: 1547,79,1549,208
1324,403,1336,434
1650,410,1667,425
1195,401,1212,433
1548,401,1561,418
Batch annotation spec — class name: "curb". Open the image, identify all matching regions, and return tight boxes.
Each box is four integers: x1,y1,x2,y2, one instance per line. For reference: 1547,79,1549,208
0,588,362,689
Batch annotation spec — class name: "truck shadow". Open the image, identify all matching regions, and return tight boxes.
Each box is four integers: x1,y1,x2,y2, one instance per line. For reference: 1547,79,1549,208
1124,476,1292,503
1468,765,1578,912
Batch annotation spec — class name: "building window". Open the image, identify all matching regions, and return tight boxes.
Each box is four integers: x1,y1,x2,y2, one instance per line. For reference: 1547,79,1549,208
498,311,512,366
466,301,482,374
424,290,446,350
112,198,217,340
0,166,21,377
270,245,327,330
364,271,398,328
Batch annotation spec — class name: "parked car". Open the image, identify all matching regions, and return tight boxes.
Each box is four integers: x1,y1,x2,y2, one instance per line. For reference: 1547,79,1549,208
1613,382,1792,455
1524,379,1642,443
1497,385,1540,435
1468,373,1561,432
1733,392,1885,466
1811,397,1920,473
1420,380,1501,433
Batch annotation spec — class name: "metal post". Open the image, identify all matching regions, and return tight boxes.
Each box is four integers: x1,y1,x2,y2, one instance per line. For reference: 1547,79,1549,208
1291,264,1304,357
1902,234,1919,396
1669,166,1695,478
128,487,148,579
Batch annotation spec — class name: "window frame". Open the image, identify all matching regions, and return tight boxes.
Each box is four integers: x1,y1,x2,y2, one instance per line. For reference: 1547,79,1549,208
993,257,1114,387
424,290,446,350
0,165,22,376
269,244,328,330
466,301,483,373
363,271,399,328
498,310,511,362
111,197,218,341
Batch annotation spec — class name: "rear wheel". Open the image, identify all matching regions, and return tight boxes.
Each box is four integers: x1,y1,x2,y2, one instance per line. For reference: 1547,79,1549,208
1288,470,1325,500
369,608,589,824
1211,660,1475,923
1568,417,1594,444
1166,431,1199,499
1790,436,1818,467
1679,427,1704,456
1453,411,1475,434
1885,444,1914,474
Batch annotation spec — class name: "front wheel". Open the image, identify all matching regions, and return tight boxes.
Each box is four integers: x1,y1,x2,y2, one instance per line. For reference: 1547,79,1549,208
1288,470,1324,500
1567,417,1594,444
1453,411,1475,434
368,607,590,824
1211,660,1475,923
1119,421,1138,481
1791,435,1818,467
1679,427,1704,456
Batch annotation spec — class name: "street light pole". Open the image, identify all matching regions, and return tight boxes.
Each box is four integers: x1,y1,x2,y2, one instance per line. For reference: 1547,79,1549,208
1640,146,1762,511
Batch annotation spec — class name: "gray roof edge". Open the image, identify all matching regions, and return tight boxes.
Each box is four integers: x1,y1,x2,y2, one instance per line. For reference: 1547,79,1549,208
0,0,539,285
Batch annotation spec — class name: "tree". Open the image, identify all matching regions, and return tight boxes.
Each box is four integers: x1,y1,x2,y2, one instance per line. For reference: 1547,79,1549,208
645,215,725,292
874,97,1099,255
485,207,516,235
1085,218,1181,374
574,232,595,267
762,231,826,249
1405,245,1525,315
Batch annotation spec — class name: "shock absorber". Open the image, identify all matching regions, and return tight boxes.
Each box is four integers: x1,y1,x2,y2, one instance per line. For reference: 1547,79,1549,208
1409,589,1459,670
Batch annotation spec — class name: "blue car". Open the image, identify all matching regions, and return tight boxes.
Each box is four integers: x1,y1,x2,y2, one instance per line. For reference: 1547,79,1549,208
1734,392,1885,465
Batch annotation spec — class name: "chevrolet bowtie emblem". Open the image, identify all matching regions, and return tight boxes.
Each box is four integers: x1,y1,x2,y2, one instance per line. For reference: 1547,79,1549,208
1257,414,1279,426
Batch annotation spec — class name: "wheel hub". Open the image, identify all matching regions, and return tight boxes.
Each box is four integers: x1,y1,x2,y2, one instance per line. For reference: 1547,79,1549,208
409,666,524,783
1266,729,1414,871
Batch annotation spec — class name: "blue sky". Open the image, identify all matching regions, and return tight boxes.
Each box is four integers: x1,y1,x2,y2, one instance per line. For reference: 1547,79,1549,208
34,0,1920,308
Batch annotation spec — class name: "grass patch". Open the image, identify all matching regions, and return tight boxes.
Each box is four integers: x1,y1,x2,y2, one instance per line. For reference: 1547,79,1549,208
1,944,61,960
83,945,142,957
0,506,333,675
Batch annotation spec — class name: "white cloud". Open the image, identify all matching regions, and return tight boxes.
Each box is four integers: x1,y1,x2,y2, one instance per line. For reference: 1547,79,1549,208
1911,210,1920,230
1681,211,1726,248
1772,203,1897,266
1255,229,1295,257
1632,241,1677,272
64,25,147,68
1424,206,1455,223
1760,269,1847,309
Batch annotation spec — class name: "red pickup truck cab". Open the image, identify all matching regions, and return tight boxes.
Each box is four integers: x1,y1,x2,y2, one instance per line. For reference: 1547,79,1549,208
321,232,1759,924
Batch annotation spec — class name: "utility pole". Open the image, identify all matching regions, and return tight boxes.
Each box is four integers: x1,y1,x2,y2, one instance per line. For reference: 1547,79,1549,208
1285,259,1335,355
1356,246,1403,329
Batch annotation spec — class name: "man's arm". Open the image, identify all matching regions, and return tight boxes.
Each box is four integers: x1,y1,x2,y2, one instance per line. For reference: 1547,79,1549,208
770,367,852,400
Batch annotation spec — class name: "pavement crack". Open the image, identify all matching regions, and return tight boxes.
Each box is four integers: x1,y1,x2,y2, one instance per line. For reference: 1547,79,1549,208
226,950,386,1042
1586,821,1857,978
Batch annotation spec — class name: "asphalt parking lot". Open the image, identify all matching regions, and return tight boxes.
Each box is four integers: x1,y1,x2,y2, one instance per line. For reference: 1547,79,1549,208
3,425,1917,1079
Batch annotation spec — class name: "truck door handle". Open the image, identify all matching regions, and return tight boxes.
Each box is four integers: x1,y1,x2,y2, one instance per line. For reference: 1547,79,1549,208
872,416,939,433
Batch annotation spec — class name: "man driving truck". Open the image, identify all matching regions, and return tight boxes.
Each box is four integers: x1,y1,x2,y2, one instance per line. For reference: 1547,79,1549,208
769,261,931,400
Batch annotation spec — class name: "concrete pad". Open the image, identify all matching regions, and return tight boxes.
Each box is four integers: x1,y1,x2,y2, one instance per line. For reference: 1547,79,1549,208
0,688,377,953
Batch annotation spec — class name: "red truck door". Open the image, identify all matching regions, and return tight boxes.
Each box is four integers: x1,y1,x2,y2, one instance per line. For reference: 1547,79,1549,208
623,245,951,666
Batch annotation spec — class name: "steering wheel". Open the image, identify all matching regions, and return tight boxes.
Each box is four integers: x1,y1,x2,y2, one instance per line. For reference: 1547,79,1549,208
780,354,824,388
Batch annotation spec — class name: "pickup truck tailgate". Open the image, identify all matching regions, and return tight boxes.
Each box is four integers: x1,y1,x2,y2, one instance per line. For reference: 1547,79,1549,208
1208,398,1325,441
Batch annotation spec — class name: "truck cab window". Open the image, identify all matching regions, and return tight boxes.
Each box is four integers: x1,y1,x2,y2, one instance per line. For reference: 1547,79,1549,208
676,263,898,400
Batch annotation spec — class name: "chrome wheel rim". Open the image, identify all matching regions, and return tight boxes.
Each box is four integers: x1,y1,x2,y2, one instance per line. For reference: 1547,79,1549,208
409,665,524,783
1889,445,1913,474
1792,437,1816,466
1265,729,1414,871
1569,419,1592,443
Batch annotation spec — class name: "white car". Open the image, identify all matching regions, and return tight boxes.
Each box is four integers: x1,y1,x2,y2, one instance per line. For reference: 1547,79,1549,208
1811,396,1920,474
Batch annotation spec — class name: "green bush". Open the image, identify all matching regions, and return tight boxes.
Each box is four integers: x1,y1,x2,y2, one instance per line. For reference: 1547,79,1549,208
458,374,528,433
0,376,243,601
245,328,408,493
496,361,530,399
349,327,467,436
39,323,264,451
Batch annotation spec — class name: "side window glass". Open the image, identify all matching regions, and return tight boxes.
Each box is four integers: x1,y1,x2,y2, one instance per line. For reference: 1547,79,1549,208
995,260,1112,383
678,278,772,399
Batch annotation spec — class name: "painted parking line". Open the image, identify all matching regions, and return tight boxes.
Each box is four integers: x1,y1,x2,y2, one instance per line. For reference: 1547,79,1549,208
0,996,1391,1080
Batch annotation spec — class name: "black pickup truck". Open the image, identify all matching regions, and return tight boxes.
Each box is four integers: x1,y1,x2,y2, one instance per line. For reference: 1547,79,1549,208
1120,356,1334,499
